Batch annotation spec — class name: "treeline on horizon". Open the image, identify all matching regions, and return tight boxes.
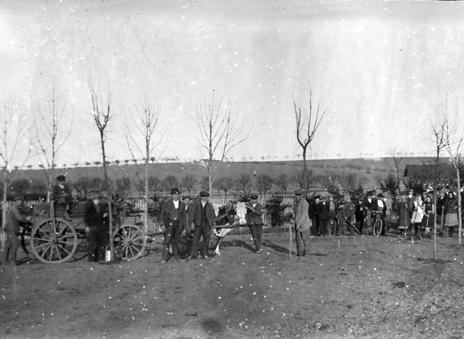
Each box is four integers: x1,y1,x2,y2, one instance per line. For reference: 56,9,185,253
3,156,443,202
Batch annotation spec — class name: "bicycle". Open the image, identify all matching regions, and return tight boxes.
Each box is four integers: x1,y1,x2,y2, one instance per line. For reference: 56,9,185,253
366,210,383,236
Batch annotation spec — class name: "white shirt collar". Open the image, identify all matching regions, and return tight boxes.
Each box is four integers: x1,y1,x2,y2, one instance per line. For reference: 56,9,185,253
173,200,179,208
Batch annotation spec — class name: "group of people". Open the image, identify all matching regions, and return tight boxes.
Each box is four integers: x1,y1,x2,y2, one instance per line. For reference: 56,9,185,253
159,188,269,263
5,173,463,266
350,186,463,238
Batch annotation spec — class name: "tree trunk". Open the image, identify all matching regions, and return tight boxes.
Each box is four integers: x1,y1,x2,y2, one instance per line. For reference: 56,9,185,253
1,173,7,252
433,191,437,260
457,169,462,246
433,148,439,261
302,147,307,191
100,132,114,258
208,161,212,195
144,141,149,235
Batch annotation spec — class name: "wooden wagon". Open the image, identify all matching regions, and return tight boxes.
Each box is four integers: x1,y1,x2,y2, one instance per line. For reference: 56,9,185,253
20,200,146,264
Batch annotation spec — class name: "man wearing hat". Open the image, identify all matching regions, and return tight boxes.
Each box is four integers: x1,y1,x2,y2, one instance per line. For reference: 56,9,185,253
316,195,330,236
292,189,311,256
189,191,216,259
51,174,73,220
308,195,320,236
245,194,264,253
83,189,109,262
160,188,187,263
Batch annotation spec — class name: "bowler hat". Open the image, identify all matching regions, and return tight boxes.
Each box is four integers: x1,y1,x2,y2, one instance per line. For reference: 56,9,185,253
250,194,258,200
199,191,209,197
56,175,66,182
170,188,180,195
294,189,303,196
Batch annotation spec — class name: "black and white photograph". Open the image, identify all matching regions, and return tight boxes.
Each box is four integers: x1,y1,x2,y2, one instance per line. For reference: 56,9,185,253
1,0,464,338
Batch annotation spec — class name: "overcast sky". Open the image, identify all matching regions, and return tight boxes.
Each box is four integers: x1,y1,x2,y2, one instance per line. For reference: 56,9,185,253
2,0,464,168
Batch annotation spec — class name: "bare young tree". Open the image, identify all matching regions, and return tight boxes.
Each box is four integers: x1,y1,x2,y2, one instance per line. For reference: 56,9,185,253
196,89,248,195
386,148,405,182
430,109,447,259
88,77,115,256
213,177,234,200
34,84,72,202
125,94,161,234
181,174,197,197
444,110,463,246
235,174,253,197
255,174,273,199
293,86,325,192
275,173,289,195
0,98,31,250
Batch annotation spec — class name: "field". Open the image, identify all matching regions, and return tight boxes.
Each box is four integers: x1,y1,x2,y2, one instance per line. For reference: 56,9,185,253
2,231,464,339
13,156,436,196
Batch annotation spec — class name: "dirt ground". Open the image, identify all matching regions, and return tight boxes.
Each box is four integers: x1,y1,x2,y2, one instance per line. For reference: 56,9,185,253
1,230,464,339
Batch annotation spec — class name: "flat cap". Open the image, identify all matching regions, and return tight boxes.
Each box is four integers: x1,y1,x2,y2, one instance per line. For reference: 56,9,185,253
294,189,303,196
56,175,66,182
199,191,210,197
250,194,258,200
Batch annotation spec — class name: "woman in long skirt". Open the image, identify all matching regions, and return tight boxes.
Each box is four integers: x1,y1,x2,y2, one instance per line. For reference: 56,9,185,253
410,194,424,237
444,191,458,237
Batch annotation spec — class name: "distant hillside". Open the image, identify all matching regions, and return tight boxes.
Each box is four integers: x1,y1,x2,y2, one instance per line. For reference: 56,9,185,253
11,157,440,191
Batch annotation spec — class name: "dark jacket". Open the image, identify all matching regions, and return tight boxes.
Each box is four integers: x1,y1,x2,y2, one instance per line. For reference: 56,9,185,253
445,197,458,214
160,200,186,230
190,200,216,228
317,201,330,220
245,202,264,225
51,183,72,204
83,199,108,228
5,205,30,233
308,199,319,219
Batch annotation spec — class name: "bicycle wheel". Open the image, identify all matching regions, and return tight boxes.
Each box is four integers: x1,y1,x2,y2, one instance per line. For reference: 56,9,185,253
373,218,383,236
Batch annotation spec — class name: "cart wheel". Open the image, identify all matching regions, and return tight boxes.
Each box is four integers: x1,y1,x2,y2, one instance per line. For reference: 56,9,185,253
30,219,78,264
113,225,146,261
373,218,383,236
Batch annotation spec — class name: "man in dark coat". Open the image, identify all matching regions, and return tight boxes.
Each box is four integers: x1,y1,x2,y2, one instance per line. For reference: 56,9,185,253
308,195,320,236
83,190,109,262
355,199,366,233
51,175,73,220
3,197,31,265
189,191,216,259
246,194,265,253
317,196,330,236
160,188,186,263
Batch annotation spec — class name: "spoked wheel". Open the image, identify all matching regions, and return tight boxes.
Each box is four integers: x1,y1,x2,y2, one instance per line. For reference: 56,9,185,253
373,218,383,236
113,225,146,261
30,219,78,264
